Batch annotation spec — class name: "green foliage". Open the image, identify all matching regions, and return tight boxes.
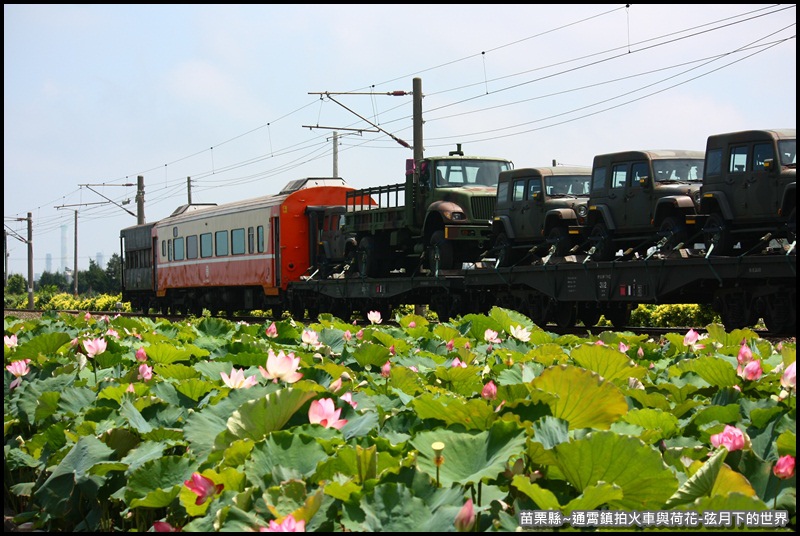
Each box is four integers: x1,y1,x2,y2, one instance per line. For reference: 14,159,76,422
3,308,796,532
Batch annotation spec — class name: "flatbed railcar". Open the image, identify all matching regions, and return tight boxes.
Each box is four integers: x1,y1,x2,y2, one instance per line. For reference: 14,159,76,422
288,249,797,336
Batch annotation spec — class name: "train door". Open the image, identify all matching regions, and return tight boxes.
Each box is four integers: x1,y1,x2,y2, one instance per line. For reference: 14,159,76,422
272,216,281,288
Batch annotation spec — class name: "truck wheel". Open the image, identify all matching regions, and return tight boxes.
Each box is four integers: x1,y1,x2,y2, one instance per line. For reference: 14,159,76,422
494,232,515,266
554,301,576,328
590,223,614,261
358,236,382,277
428,230,455,272
703,213,733,256
659,216,686,251
548,226,571,256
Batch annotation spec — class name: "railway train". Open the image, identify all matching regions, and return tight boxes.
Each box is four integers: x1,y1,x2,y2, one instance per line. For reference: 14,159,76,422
120,128,796,335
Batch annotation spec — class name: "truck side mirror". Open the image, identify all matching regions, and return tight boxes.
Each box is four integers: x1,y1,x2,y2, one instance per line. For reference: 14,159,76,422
763,158,774,171
532,191,543,202
638,176,650,187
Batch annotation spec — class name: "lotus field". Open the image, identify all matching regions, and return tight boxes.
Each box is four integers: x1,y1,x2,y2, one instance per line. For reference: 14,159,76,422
3,308,796,532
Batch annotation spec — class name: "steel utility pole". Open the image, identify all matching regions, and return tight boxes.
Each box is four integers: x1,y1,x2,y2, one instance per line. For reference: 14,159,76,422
26,213,34,308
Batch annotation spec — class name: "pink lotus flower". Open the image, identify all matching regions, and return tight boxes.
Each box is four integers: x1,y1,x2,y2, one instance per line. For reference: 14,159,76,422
408,321,416,328
343,330,352,342
451,357,467,368
738,360,763,381
341,391,358,409
683,329,705,351
153,521,180,532
356,329,364,340
4,334,18,349
260,514,305,532
367,310,382,324
301,330,322,349
259,349,303,384
83,338,107,358
637,347,644,358
389,345,396,355
84,312,92,321
184,472,223,505
482,380,497,400
265,322,278,338
509,325,531,342
135,347,148,362
6,358,31,390
454,499,475,532
221,367,259,389
710,425,746,452
781,361,796,390
737,342,753,365
409,365,419,373
138,363,153,381
105,328,119,339
484,329,501,344
308,398,347,429
773,455,795,479
126,383,136,393
381,360,391,378
446,339,455,352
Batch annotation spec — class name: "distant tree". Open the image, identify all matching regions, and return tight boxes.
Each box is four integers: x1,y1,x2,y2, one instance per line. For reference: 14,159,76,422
37,270,70,292
105,253,123,293
6,273,27,294
79,259,108,295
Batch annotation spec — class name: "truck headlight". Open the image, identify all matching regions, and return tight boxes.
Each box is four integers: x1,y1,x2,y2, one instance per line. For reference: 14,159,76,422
577,205,588,218
443,211,466,221
693,191,702,206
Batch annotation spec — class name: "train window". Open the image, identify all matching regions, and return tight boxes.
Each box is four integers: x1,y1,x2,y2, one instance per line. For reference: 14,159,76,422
512,180,526,201
216,231,229,256
167,239,172,261
161,240,166,260
257,226,265,253
186,235,198,260
174,237,185,261
248,227,255,254
611,165,628,189
231,228,246,255
706,149,722,176
591,167,607,192
200,233,213,258
729,146,748,173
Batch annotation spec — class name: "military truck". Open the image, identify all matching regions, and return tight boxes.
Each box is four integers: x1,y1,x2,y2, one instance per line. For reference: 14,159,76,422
490,165,591,266
345,145,513,276
580,149,705,261
688,128,796,255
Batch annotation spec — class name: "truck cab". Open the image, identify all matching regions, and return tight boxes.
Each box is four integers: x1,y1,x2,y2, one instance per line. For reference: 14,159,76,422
582,150,704,261
491,166,591,266
345,145,512,276
690,128,796,255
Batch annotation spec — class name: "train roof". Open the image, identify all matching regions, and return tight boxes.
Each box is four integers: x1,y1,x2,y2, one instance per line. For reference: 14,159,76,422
155,177,350,225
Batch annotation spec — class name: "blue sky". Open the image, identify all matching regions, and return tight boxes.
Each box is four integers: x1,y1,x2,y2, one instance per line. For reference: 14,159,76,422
3,4,796,277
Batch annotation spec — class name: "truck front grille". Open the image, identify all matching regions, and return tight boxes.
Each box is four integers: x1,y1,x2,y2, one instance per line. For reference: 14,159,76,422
471,196,496,221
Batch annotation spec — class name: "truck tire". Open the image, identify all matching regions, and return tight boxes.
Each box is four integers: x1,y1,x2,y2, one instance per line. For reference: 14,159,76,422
358,236,383,277
703,213,733,256
428,230,455,272
548,226,571,256
659,216,686,252
493,232,515,267
590,222,614,261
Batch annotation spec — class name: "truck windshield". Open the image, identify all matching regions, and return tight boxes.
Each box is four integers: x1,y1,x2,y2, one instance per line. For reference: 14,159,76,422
652,159,704,182
435,159,512,188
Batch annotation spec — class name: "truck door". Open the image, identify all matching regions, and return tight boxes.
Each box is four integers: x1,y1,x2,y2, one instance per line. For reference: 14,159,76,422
750,141,778,219
625,161,651,231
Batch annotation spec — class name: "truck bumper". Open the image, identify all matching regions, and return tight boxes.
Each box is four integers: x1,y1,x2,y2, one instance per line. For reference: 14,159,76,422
444,225,492,240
